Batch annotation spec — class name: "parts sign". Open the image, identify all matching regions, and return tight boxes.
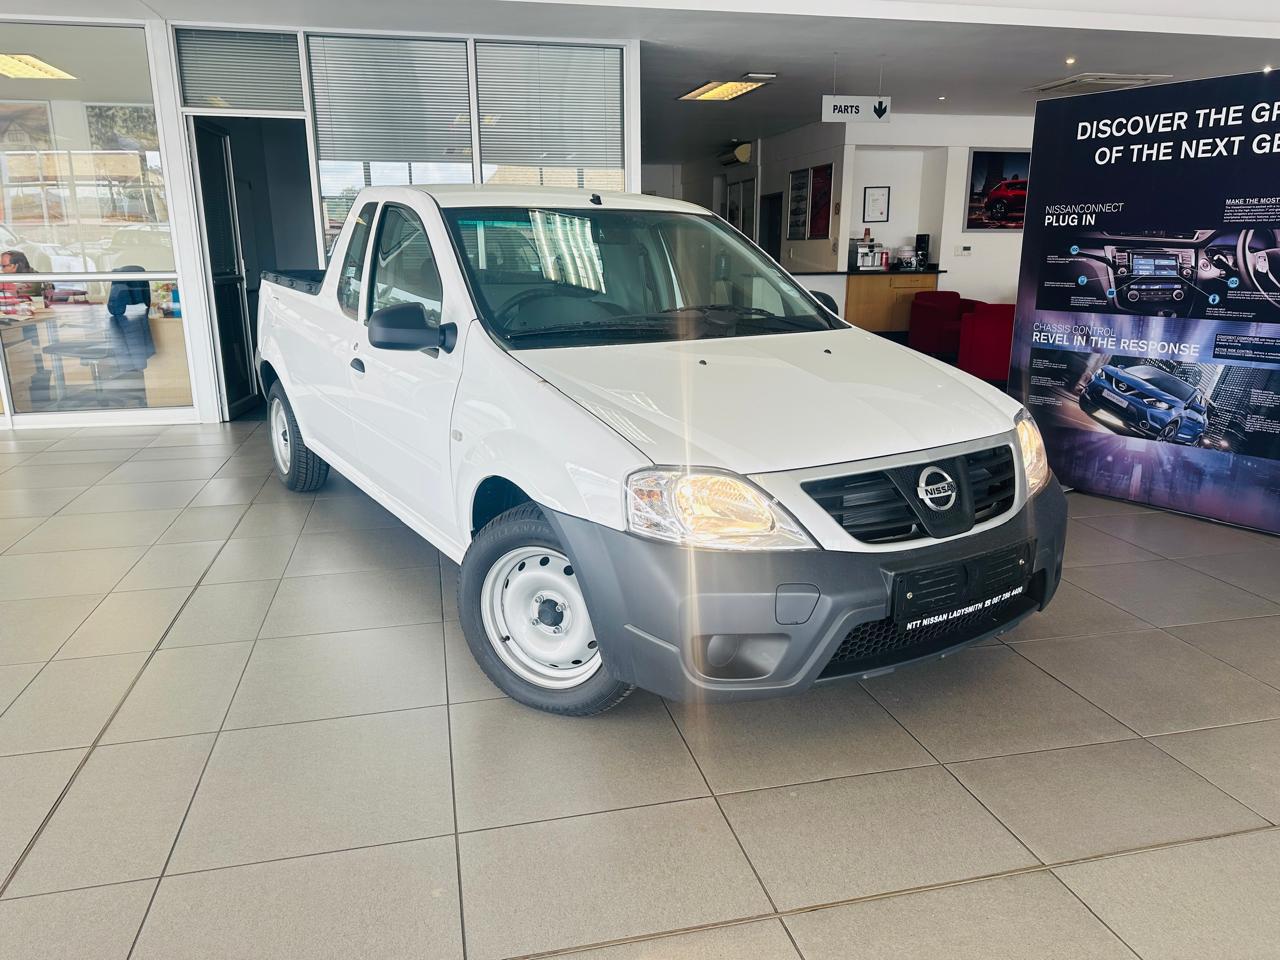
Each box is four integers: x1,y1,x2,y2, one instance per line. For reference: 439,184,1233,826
821,95,892,123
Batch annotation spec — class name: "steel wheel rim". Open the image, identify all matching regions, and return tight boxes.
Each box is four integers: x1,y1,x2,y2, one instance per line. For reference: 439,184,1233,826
270,398,291,475
480,546,601,689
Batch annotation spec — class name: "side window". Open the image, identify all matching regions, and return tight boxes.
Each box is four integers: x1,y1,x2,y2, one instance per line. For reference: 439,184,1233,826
336,202,377,320
368,205,443,327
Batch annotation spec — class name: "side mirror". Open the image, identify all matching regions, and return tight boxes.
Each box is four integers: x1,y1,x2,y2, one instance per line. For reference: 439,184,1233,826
809,290,840,316
367,302,456,353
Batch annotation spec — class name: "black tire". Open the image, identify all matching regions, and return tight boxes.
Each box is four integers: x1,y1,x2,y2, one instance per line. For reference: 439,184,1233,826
1159,420,1180,443
458,502,635,716
989,200,1008,220
267,382,329,492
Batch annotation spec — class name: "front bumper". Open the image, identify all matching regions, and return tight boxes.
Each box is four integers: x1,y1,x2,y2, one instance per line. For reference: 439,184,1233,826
545,479,1067,703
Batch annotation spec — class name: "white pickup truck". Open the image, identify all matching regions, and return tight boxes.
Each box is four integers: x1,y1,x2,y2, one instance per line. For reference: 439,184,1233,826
257,184,1066,715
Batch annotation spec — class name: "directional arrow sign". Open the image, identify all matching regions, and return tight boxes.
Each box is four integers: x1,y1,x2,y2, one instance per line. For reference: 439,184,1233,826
822,95,892,124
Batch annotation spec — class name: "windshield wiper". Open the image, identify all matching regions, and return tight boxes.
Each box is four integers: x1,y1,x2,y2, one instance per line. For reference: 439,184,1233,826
503,320,680,341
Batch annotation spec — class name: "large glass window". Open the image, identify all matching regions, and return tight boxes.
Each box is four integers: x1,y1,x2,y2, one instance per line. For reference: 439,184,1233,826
0,22,189,414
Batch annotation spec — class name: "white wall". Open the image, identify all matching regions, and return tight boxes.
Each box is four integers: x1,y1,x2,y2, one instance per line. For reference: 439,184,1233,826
849,147,924,253
758,121,847,272
641,162,682,199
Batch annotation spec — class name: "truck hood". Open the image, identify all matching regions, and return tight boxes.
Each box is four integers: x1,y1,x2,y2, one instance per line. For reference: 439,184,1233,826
515,327,1020,474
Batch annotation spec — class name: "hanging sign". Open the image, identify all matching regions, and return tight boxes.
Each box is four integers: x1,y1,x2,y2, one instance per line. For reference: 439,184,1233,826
822,95,892,123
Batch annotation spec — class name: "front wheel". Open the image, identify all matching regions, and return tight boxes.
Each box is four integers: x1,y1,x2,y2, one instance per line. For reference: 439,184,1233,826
1158,419,1181,443
458,503,634,715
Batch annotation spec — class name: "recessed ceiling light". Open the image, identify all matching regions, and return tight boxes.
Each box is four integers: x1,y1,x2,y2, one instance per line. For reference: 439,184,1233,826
0,54,75,80
679,80,766,101
938,96,947,101
1065,56,1077,66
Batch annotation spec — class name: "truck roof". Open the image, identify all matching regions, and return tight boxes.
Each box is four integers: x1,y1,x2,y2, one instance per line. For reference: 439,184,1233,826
361,183,708,215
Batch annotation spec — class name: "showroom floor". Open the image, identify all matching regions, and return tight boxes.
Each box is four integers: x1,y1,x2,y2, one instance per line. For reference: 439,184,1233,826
2,421,1280,960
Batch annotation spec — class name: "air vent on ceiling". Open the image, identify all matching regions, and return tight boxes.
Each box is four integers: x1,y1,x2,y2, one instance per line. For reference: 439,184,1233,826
1028,72,1173,95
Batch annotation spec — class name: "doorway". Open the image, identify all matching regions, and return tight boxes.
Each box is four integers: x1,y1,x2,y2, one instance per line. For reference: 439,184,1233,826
759,192,783,263
190,116,318,420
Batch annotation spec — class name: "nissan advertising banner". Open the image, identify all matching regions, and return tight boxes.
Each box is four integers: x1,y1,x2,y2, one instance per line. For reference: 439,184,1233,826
1009,71,1280,534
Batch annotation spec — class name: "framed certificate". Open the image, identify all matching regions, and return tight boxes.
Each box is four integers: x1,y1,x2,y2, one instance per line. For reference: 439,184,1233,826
863,185,890,223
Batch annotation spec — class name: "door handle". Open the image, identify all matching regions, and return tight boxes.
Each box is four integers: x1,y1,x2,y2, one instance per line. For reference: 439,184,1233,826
350,358,365,374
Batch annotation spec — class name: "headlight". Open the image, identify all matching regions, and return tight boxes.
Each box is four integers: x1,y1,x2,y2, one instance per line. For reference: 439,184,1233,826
1015,409,1051,497
626,468,816,551
1142,398,1171,410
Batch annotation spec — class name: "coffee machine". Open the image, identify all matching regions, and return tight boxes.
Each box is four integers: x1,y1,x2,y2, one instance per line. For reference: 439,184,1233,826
914,233,931,267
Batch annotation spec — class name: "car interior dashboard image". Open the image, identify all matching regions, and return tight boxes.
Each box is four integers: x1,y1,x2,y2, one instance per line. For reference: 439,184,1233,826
1034,229,1280,320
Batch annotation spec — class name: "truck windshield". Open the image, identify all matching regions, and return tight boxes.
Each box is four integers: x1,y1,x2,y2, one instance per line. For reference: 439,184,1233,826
442,206,841,349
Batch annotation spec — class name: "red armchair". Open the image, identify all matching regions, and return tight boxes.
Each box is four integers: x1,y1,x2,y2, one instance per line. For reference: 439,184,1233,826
907,290,981,357
958,302,1017,383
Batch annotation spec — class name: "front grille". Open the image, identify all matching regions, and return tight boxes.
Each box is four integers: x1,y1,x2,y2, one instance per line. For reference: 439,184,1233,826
803,443,1018,544
820,570,1043,679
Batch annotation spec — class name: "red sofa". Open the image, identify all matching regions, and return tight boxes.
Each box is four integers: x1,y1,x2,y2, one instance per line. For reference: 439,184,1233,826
907,290,981,357
958,302,1016,383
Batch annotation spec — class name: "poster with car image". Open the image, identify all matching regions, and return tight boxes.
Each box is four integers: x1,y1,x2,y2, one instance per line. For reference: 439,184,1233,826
1009,70,1280,534
965,149,1029,230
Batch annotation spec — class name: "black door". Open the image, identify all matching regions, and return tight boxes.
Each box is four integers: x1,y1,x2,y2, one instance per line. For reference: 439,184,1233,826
759,192,783,263
193,119,257,418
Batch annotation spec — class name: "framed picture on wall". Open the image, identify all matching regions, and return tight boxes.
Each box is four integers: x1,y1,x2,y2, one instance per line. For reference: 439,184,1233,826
862,185,890,223
787,168,809,241
964,148,1030,231
808,163,833,240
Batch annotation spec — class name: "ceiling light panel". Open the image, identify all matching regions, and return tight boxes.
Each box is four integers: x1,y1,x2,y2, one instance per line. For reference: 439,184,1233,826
0,54,76,80
679,80,765,101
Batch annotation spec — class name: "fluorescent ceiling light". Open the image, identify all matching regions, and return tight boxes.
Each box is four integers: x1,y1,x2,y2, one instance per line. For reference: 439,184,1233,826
679,81,766,101
742,72,777,81
0,54,76,80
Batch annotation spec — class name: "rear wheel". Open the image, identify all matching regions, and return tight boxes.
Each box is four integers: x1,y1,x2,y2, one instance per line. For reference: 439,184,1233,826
267,382,329,492
459,503,634,715
1159,419,1181,443
989,199,1009,220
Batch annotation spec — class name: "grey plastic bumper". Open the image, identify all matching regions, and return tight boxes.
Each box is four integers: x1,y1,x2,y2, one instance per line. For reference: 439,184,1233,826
544,480,1067,703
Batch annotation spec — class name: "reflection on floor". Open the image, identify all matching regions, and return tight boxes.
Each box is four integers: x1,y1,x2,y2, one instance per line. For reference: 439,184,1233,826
1,421,1279,959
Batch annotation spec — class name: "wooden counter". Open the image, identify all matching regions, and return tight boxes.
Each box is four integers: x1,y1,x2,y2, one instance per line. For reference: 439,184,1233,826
843,271,939,333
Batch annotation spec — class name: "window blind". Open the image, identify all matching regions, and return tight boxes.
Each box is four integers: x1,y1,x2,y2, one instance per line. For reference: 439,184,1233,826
308,35,472,164
475,42,623,168
176,29,304,112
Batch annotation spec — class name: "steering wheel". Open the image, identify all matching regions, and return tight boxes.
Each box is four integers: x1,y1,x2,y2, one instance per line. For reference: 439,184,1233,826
496,284,598,324
1236,228,1280,307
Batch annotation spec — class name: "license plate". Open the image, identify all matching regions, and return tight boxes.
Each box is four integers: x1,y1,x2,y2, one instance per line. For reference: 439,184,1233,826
1103,389,1129,408
894,541,1033,630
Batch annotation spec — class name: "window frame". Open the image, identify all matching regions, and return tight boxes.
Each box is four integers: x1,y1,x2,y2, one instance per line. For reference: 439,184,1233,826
335,200,378,321
365,201,444,327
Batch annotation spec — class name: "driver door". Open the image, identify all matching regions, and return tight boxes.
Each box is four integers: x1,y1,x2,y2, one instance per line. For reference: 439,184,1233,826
349,201,466,543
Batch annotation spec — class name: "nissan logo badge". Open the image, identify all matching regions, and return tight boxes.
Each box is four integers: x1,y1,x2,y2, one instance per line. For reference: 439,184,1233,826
917,466,958,512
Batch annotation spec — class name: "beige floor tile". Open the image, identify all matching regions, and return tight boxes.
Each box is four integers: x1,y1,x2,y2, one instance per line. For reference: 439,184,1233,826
259,567,441,638
225,624,445,729
1151,720,1280,823
301,494,403,534
161,581,279,647
103,643,253,744
1057,831,1280,959
60,480,205,515
0,654,145,756
439,561,459,620
57,588,191,659
1179,549,1280,604
0,663,40,713
0,749,84,879
114,541,222,591
451,695,707,830
1063,519,1162,567
1064,560,1280,627
0,487,86,519
1016,629,1280,735
284,527,438,578
134,839,461,960
101,458,227,485
156,504,247,544
0,461,118,491
49,433,156,451
187,476,266,507
203,535,298,584
0,452,31,471
5,510,179,555
459,798,771,960
21,449,132,466
785,873,1134,960
442,620,503,703
1167,618,1280,688
950,739,1265,863
718,766,1036,909
1079,511,1280,559
863,646,1134,762
0,596,101,665
567,921,800,960
129,444,241,462
5,735,214,898
230,501,312,540
0,516,40,552
669,683,932,793
0,880,156,960
0,547,145,602
1066,493,1152,518
1002,581,1151,642
168,708,453,873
